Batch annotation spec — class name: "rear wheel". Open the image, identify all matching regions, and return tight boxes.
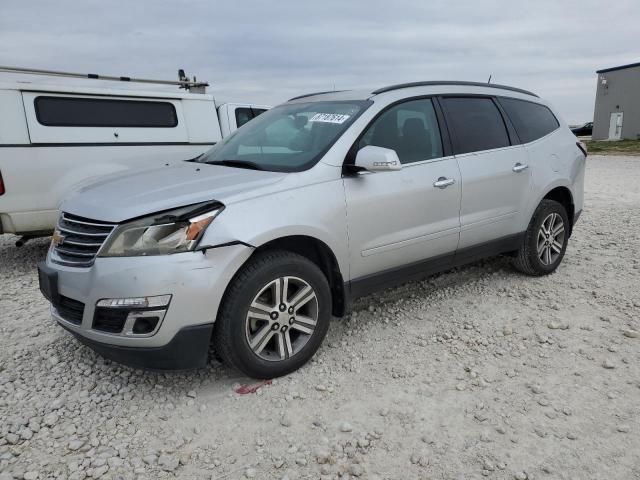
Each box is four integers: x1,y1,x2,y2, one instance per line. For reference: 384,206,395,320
512,199,569,276
213,250,331,379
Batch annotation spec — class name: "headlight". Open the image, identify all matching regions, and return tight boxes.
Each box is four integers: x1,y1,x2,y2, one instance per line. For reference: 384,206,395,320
99,202,223,257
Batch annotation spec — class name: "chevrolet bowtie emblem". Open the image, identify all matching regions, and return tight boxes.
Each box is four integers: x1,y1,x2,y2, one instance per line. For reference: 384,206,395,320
51,229,66,247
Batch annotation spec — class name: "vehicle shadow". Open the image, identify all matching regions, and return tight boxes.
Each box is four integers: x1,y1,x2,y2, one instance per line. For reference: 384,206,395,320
0,234,50,274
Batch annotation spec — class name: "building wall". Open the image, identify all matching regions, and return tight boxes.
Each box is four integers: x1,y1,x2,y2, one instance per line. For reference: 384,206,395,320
592,66,640,140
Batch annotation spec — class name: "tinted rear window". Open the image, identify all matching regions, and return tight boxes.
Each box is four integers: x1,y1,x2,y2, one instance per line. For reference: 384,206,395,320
235,107,269,128
235,107,253,128
441,97,510,154
35,96,178,127
499,98,559,143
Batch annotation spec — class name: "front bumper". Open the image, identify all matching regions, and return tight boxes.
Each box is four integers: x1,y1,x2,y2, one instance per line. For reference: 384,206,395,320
61,322,214,370
41,243,253,369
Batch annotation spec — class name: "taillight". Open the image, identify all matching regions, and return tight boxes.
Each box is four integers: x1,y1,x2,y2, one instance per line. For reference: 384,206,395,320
576,141,588,158
0,170,5,196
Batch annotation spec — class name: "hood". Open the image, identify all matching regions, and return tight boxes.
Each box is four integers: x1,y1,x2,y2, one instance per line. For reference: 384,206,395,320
62,162,287,222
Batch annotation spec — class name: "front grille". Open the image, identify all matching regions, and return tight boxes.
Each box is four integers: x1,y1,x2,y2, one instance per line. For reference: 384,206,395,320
56,296,85,325
52,213,116,267
92,308,128,333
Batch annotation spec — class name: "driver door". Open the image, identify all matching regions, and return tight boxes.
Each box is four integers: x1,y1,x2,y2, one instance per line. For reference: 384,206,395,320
343,98,461,294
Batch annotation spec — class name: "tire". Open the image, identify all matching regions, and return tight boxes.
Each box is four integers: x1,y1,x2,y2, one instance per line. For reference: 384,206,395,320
512,199,570,276
213,250,331,379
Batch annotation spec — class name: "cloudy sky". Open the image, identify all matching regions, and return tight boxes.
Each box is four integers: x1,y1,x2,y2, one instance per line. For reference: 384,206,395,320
1,0,638,124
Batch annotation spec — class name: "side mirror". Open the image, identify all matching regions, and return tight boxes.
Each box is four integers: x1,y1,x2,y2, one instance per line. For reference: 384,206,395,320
354,146,402,172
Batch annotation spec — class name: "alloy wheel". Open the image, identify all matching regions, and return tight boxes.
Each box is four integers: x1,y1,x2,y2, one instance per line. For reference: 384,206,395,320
245,276,318,361
537,213,565,266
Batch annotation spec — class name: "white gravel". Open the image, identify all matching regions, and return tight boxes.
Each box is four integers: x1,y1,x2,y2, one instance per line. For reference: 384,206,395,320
1,155,639,480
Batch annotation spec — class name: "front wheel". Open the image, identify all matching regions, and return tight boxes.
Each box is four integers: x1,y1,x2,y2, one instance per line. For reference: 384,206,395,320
512,199,570,276
213,250,331,379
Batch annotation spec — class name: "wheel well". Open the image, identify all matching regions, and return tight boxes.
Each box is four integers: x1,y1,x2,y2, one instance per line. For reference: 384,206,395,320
543,187,575,234
254,236,347,317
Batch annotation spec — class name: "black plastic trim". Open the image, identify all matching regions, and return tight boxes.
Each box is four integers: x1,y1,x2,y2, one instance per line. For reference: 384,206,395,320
61,323,214,370
576,142,588,158
350,251,454,299
492,97,522,145
573,209,582,225
347,233,524,300
38,262,60,304
196,240,255,253
372,81,538,98
432,97,454,157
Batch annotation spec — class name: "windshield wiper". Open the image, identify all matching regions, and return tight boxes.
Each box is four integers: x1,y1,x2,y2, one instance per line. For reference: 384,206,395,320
184,153,204,163
205,159,264,171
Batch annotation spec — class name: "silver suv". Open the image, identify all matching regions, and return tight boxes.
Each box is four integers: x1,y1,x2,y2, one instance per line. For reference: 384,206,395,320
38,81,586,378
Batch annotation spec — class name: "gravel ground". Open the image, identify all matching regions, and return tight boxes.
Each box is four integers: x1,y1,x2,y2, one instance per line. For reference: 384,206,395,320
1,155,639,480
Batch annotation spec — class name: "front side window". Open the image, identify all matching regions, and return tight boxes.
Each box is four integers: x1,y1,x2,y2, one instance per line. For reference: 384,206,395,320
498,98,559,143
441,97,510,154
199,101,370,172
358,99,443,164
34,96,177,127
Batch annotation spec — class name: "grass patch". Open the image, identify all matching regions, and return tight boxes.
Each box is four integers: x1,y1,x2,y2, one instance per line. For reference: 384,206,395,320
585,139,640,155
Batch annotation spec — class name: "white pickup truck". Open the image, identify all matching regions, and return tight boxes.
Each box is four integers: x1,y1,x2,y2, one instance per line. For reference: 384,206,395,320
0,67,269,240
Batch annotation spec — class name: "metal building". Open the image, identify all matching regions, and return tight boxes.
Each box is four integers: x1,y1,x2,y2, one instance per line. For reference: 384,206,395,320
592,62,640,140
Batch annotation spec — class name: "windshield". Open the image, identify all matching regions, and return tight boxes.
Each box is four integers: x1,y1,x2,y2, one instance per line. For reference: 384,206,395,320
198,100,371,172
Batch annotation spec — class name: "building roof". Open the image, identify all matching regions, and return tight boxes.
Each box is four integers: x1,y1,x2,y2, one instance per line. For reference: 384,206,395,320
596,62,640,74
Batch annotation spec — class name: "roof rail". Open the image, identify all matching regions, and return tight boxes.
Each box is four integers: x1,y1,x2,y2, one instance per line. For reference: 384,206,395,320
372,81,538,98
0,66,209,92
288,90,346,101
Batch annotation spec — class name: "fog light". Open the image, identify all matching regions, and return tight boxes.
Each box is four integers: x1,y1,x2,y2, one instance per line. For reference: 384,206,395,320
93,295,170,337
124,310,165,336
96,295,171,309
132,316,160,334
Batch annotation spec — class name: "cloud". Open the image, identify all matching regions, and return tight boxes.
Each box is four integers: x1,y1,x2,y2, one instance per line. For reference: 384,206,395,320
1,0,638,123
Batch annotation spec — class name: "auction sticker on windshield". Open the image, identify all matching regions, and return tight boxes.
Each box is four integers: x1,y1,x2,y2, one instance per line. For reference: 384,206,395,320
309,113,351,124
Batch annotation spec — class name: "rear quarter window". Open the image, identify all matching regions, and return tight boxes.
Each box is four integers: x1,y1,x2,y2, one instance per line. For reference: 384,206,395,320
235,108,253,128
235,107,269,128
498,98,559,143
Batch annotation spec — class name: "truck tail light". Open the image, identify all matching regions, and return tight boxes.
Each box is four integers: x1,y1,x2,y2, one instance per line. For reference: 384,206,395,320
0,170,5,196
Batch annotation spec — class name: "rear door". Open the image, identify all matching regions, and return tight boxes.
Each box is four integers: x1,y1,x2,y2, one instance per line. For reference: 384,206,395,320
343,98,461,291
440,96,531,250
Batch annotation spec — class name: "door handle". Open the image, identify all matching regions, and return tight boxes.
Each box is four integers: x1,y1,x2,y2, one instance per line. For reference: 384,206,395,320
512,163,529,173
433,177,456,189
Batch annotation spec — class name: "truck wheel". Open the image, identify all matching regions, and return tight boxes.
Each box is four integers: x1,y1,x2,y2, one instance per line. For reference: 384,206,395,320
213,250,331,379
512,199,570,276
